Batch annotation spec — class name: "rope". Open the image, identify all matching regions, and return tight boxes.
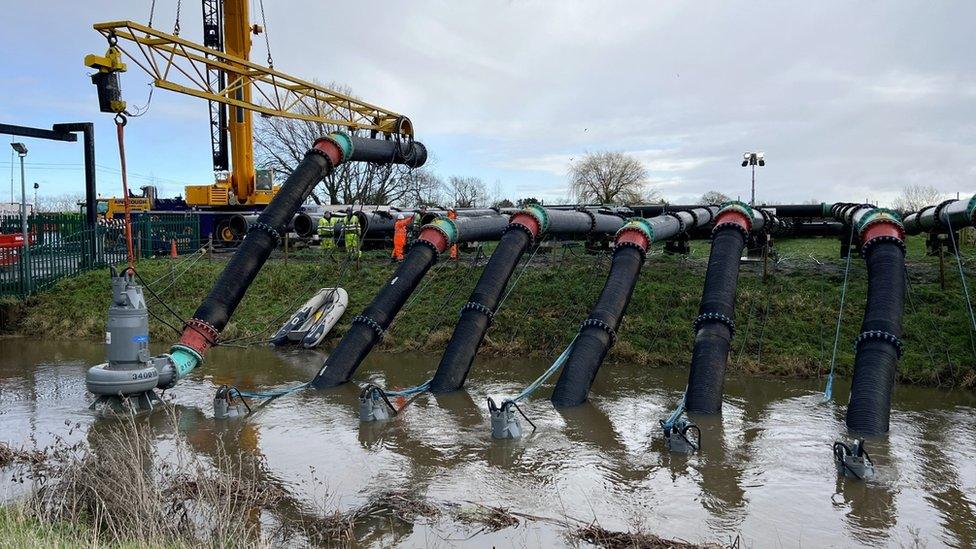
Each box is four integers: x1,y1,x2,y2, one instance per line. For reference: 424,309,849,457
661,392,686,431
824,222,856,402
233,382,309,400
946,217,976,335
503,335,578,405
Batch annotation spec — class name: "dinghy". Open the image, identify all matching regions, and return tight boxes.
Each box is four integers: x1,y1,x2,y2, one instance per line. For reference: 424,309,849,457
269,288,348,348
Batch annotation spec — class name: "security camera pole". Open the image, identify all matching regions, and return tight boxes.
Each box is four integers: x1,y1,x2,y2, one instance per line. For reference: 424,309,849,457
741,151,765,206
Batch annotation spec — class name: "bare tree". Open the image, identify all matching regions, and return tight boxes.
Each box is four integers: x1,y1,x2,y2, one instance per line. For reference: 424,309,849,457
253,81,421,205
569,152,652,204
699,190,731,205
893,184,944,213
36,193,84,212
447,176,487,208
399,168,445,207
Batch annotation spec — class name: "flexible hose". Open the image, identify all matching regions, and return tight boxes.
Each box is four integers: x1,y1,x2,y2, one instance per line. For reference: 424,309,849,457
550,245,644,407
311,242,438,388
431,227,532,392
847,240,904,434
685,227,747,414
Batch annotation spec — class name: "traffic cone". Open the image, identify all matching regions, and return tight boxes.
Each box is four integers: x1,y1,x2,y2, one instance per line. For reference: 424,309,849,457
170,239,178,258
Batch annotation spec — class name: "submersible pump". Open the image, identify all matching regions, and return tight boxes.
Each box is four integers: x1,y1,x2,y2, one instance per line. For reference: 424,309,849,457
86,268,179,413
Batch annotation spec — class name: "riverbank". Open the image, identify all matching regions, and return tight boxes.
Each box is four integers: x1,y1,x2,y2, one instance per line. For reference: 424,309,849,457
6,235,976,388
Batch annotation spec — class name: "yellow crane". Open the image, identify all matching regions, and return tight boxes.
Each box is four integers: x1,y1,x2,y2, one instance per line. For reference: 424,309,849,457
85,0,414,211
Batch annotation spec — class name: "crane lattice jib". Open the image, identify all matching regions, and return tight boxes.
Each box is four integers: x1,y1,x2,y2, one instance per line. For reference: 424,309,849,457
92,20,414,138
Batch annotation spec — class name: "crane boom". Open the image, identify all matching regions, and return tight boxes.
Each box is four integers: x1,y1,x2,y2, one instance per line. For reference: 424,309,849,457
87,17,414,206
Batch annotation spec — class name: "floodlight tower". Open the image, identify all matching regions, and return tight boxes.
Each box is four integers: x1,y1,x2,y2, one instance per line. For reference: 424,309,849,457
741,151,765,206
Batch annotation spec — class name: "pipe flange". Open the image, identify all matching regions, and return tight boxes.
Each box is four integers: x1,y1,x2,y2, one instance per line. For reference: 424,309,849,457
310,134,349,165
712,221,749,239
352,314,385,340
185,318,220,344
504,221,538,244
664,212,687,234
575,207,597,233
248,221,281,246
685,208,700,228
860,234,906,258
693,312,735,337
853,330,903,358
615,240,648,261
461,301,494,324
580,318,617,346
305,143,338,171
409,237,441,257
932,199,956,229
423,222,453,248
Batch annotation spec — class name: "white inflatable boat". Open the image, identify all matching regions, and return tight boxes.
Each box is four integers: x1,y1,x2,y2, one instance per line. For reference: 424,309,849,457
269,287,348,348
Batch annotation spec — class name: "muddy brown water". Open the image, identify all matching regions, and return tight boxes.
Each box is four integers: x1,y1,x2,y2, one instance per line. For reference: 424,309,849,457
1,338,975,547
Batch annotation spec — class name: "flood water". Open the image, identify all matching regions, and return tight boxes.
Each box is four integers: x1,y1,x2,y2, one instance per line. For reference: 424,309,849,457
2,337,975,547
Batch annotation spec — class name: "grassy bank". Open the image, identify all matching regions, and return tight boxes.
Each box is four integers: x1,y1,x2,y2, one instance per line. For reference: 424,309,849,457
9,235,976,388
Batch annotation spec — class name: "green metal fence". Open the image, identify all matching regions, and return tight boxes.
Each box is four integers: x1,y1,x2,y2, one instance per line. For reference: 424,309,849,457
136,213,201,258
0,213,201,298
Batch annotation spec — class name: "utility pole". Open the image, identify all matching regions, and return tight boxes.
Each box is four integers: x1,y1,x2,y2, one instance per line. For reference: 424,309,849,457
11,142,30,293
741,151,765,206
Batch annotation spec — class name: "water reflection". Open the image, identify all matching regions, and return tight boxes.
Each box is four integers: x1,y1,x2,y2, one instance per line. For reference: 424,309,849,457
1,338,975,548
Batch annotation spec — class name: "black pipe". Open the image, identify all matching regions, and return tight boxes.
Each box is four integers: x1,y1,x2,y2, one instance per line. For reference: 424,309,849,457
348,135,427,167
180,134,426,356
551,208,716,407
311,241,438,388
311,214,509,388
759,204,828,218
550,245,645,406
431,208,625,393
684,227,746,414
190,151,334,333
430,228,531,392
847,240,904,434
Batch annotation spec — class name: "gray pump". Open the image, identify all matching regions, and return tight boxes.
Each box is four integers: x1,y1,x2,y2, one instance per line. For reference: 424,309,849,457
87,269,177,414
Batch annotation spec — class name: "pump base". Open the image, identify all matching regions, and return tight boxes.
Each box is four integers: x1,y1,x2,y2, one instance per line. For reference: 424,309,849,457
89,390,163,416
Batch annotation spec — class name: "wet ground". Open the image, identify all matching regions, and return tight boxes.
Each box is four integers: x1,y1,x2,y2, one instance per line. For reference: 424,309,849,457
1,337,975,547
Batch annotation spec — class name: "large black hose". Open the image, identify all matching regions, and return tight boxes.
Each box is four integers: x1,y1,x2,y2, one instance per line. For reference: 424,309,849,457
847,240,904,434
178,134,427,362
550,208,715,407
311,214,509,388
684,227,746,414
550,245,645,406
191,152,332,333
431,208,626,393
311,242,439,388
430,227,531,392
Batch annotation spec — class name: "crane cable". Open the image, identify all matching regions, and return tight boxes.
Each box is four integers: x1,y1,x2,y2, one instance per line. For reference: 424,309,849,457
258,0,274,68
114,114,135,271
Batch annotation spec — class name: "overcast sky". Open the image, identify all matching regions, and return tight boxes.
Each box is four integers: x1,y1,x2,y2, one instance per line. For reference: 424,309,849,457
1,1,974,206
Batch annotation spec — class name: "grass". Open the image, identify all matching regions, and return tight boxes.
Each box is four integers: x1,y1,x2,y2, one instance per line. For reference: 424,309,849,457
8,233,976,388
